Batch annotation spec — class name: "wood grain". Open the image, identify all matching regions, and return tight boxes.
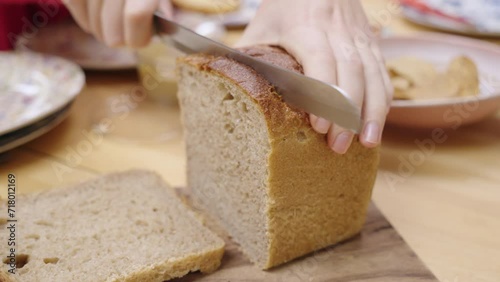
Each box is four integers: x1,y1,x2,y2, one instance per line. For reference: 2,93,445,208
173,189,437,282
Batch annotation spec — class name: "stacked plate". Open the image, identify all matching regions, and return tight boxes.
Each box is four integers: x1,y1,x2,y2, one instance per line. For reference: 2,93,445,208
0,51,85,153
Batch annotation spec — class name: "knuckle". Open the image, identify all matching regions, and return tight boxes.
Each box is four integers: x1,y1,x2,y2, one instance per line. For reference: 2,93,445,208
351,52,363,62
337,57,364,77
337,50,363,65
314,50,335,64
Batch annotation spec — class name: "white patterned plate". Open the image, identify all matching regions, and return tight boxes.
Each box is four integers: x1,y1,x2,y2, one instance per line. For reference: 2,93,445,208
0,51,85,135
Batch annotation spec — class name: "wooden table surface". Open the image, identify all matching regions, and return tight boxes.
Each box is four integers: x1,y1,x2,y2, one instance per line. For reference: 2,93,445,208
2,1,499,281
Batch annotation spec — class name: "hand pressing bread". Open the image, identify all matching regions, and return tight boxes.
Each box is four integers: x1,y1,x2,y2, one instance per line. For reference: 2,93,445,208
237,0,393,154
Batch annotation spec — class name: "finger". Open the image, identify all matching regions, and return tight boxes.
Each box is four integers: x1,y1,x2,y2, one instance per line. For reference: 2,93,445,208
101,0,125,47
327,124,355,154
329,44,364,108
371,43,394,105
358,42,388,148
347,1,389,147
327,23,365,153
87,0,104,41
124,0,158,48
62,0,90,32
309,114,331,135
279,28,337,134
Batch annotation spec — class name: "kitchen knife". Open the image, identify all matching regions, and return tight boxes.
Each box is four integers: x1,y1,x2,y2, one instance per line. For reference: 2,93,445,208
154,12,362,133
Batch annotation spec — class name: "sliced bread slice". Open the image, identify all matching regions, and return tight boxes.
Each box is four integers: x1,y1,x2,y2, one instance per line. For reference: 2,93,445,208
176,45,380,269
0,170,224,282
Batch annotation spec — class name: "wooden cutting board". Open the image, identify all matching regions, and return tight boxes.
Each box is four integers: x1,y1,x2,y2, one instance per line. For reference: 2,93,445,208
173,189,438,282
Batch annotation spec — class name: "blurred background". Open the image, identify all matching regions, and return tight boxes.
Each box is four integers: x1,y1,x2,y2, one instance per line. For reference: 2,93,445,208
1,1,500,281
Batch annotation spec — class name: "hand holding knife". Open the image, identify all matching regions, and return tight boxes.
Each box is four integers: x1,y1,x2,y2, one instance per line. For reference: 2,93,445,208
154,12,363,134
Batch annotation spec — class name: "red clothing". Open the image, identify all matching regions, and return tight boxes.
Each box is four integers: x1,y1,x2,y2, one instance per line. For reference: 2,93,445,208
0,0,70,50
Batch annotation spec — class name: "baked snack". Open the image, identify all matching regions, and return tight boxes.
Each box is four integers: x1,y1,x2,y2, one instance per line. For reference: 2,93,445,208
0,170,224,282
176,45,380,269
446,56,480,97
387,55,480,100
171,0,240,14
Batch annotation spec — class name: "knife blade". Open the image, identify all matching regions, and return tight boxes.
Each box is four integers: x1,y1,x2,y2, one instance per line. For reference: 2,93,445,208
154,12,362,133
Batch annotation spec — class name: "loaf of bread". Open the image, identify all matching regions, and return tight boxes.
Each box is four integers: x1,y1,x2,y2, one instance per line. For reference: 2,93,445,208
176,45,380,269
0,170,224,282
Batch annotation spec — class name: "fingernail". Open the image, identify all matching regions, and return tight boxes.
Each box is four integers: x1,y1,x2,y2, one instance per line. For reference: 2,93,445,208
362,121,380,145
332,132,353,154
314,118,331,134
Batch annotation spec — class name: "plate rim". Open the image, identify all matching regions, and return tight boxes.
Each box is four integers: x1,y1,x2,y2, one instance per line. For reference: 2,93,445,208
0,102,73,154
0,51,85,135
390,93,500,108
380,32,500,56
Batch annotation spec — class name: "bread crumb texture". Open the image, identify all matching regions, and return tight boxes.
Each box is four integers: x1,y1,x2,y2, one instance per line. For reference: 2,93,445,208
0,170,224,282
177,45,380,269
